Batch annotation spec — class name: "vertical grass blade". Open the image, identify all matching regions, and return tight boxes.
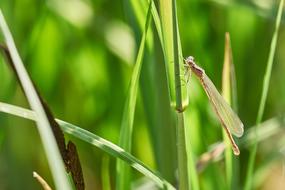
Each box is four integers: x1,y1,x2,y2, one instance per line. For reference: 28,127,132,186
102,156,111,190
159,0,175,103
222,32,234,189
116,2,153,190
125,0,177,182
172,1,190,189
245,1,284,189
0,10,71,190
159,0,191,189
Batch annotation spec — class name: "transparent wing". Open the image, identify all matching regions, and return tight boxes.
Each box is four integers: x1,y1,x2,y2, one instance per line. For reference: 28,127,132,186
201,74,244,137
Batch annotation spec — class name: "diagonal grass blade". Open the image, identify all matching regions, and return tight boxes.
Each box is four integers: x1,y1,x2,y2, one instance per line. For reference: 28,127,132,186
0,101,176,190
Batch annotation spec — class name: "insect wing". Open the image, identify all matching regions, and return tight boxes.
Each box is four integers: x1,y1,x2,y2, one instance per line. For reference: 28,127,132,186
202,74,244,137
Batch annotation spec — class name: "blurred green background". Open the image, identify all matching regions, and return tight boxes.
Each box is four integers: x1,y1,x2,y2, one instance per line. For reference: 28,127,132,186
0,0,285,189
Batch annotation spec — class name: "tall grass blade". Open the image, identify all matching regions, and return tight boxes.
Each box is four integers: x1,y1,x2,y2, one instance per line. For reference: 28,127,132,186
149,1,164,50
222,32,234,189
245,1,284,189
159,0,175,104
159,0,192,189
222,32,233,188
128,0,177,182
222,32,243,189
116,2,153,189
0,10,72,190
102,156,111,190
0,102,176,190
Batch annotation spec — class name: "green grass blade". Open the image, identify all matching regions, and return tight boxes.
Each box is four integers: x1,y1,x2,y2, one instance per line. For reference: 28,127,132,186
0,10,71,190
159,0,192,189
116,2,153,189
245,1,284,189
129,0,164,58
172,1,190,189
128,0,163,49
0,102,176,190
149,1,164,50
222,32,234,189
128,0,177,183
159,0,176,103
102,156,111,190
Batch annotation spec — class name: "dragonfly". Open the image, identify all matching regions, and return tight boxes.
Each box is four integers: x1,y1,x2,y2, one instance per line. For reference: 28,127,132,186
184,56,244,155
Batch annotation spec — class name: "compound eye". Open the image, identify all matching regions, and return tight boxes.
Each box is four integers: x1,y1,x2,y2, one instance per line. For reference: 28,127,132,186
186,56,194,62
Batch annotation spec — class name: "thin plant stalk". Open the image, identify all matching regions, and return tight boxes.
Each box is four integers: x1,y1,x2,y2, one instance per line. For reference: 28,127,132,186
172,0,190,189
222,32,234,188
116,1,153,189
245,0,284,189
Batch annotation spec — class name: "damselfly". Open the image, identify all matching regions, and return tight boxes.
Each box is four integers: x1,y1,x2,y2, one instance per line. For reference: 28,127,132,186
184,56,244,155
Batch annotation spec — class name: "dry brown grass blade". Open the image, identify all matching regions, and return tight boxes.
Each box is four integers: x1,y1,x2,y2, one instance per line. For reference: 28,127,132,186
196,142,225,173
33,171,52,190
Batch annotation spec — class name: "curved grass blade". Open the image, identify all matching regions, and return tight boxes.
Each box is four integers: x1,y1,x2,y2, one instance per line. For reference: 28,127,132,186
0,102,176,190
0,10,71,190
33,171,52,190
149,0,163,49
185,56,244,155
116,1,153,190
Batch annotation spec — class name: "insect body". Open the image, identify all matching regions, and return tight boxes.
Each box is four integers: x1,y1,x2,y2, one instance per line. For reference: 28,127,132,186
185,56,244,155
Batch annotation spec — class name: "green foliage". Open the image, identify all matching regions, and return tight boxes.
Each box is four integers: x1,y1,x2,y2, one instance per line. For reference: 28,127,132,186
0,102,175,190
0,10,72,190
245,0,284,189
116,1,152,189
0,0,285,189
